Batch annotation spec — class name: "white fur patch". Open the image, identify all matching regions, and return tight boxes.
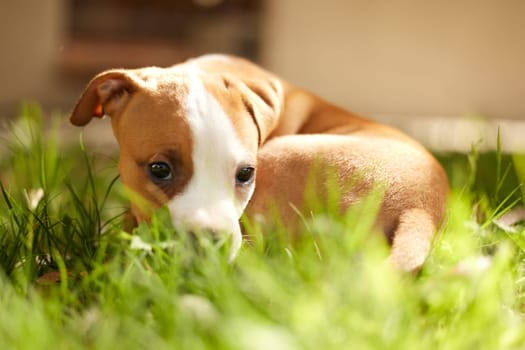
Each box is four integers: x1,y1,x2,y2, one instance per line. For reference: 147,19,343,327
167,71,254,261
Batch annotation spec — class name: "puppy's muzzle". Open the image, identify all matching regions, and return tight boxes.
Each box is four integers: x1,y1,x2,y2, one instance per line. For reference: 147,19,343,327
180,225,242,263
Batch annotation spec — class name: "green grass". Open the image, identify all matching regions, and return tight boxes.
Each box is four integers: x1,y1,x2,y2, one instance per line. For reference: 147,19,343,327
1,104,525,349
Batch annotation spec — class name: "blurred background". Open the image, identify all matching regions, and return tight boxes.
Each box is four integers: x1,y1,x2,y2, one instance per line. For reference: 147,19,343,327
1,0,524,152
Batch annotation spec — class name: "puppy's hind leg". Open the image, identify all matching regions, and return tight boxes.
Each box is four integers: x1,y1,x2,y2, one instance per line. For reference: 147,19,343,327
387,208,437,272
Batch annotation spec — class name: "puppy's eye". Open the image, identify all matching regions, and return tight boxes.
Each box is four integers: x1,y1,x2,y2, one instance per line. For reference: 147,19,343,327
148,162,172,181
235,166,255,185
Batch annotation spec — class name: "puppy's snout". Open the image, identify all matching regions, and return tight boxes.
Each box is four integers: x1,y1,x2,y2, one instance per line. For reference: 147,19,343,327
171,209,243,263
185,226,241,263
188,227,222,244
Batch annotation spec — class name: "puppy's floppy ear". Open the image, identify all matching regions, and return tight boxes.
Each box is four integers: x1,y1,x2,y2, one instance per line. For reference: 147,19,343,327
237,77,283,145
70,70,141,126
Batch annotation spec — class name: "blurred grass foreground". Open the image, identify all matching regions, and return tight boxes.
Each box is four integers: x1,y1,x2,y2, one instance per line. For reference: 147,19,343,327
1,104,525,349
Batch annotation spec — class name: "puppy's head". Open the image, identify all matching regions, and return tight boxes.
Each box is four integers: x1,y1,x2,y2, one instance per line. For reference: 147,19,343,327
70,55,283,260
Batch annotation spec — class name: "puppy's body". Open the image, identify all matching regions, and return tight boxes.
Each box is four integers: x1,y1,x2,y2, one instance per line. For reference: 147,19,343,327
70,54,448,271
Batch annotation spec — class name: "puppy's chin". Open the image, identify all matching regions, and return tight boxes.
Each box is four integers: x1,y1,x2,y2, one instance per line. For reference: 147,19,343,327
171,217,243,264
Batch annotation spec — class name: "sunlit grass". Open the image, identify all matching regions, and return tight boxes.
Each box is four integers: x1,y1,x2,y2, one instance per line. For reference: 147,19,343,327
1,105,525,349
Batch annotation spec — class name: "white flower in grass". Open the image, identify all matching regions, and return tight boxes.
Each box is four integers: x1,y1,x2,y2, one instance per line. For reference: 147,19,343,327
180,294,218,323
453,256,492,276
130,235,152,252
24,188,44,210
232,321,299,350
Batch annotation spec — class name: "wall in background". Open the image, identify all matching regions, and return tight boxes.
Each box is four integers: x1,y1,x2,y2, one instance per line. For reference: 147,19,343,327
0,0,65,111
0,0,524,150
0,0,260,115
262,0,525,120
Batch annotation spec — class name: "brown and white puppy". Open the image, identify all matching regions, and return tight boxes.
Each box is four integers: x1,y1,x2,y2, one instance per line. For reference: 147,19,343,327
70,54,448,271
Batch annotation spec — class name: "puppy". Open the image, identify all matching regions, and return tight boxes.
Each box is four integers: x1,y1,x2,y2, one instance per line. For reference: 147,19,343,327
70,54,448,271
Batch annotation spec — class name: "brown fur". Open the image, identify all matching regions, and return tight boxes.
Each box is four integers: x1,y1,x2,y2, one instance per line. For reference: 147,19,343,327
70,54,449,271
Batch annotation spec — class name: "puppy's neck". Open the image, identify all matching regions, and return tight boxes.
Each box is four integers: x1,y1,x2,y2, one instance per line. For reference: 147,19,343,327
268,86,374,139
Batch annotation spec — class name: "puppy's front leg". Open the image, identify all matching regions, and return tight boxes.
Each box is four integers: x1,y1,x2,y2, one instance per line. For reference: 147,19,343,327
387,208,436,272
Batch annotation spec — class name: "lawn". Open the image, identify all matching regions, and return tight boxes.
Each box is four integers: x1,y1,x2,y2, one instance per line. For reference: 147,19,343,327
1,104,525,349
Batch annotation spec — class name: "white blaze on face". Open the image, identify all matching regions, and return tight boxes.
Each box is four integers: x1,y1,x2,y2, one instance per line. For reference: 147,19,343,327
168,71,255,261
